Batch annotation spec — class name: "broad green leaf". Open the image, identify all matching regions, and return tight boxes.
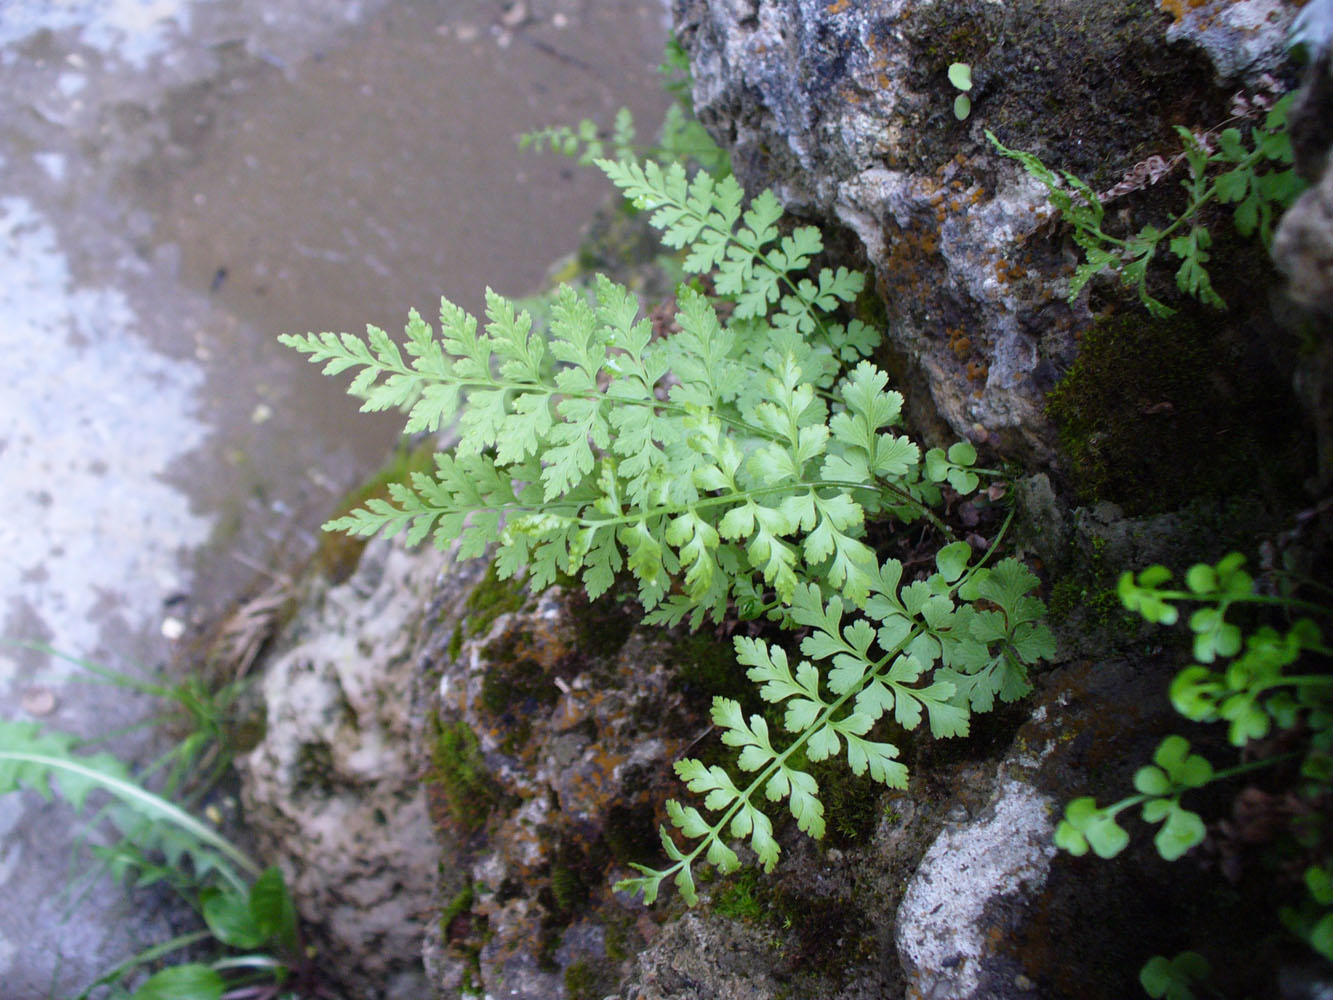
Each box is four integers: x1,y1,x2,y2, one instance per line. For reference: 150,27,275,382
1060,797,1129,859
1140,952,1210,1000
250,866,297,948
935,541,971,583
202,890,265,950
129,965,226,1000
1153,803,1206,861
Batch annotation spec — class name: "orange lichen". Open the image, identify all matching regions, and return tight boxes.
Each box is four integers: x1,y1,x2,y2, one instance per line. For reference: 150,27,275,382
1159,0,1212,21
947,326,974,360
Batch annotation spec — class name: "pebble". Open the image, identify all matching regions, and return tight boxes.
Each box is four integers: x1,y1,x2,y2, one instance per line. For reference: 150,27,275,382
20,687,56,716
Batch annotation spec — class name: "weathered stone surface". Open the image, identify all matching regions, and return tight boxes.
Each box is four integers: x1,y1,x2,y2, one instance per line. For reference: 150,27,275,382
414,566,949,1000
895,778,1058,1000
1165,0,1298,84
674,0,1306,463
1274,51,1333,484
416,576,697,1000
239,536,453,999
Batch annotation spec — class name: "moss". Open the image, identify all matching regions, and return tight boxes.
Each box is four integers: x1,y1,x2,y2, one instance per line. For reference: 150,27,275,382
438,882,475,940
670,629,751,704
713,867,767,921
568,587,638,662
437,881,487,997
767,882,872,984
480,648,560,717
603,917,631,963
809,756,885,847
449,560,530,660
549,861,589,915
563,961,598,1000
1046,309,1312,516
900,0,1221,182
562,958,620,1000
601,801,660,869
1047,535,1138,638
426,718,511,832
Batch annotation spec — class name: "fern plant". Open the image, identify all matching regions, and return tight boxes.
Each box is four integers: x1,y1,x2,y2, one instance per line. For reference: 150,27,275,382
989,91,1306,317
282,153,1054,902
520,38,731,178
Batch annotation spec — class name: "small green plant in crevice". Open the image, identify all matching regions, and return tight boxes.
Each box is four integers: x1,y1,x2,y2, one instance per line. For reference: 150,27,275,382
988,90,1306,317
712,866,767,921
520,38,730,178
948,62,973,121
283,130,1055,904
1054,552,1332,996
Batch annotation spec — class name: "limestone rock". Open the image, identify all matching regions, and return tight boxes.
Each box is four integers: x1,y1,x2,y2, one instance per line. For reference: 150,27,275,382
674,0,1306,462
1273,51,1333,484
239,537,453,999
895,778,1058,1000
1164,0,1299,85
416,576,698,999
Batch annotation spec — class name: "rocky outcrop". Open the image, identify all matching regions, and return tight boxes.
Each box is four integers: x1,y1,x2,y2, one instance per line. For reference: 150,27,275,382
415,575,692,1000
674,0,1310,470
233,4,1332,998
1273,49,1333,484
239,537,453,999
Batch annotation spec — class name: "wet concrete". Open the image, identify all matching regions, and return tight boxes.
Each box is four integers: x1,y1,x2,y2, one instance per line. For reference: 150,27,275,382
0,0,669,994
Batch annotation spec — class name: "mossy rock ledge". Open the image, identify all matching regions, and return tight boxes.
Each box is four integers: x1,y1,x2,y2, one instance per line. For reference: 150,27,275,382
676,0,1325,486
238,528,1322,999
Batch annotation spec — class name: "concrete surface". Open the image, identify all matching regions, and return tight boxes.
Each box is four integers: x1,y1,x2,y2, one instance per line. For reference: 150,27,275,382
0,0,669,994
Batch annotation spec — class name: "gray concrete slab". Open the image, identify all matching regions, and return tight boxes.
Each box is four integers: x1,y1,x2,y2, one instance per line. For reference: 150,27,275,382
0,1,669,994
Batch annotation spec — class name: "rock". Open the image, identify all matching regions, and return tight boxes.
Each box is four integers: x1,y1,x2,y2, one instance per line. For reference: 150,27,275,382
891,648,1325,1000
674,0,1307,464
895,778,1058,1000
615,914,785,1000
239,536,453,998
415,574,697,1000
1273,51,1333,484
1164,0,1299,85
1275,49,1333,314
414,562,943,1000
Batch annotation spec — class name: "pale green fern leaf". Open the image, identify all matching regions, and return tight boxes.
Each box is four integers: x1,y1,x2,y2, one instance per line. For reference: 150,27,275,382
287,147,1055,908
616,547,1051,902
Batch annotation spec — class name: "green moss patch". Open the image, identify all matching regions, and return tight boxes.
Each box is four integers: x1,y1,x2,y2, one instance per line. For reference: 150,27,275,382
1046,310,1311,515
448,561,530,660
902,0,1220,182
426,718,512,832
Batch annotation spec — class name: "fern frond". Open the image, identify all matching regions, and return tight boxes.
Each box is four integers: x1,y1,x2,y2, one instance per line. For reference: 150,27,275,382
596,160,874,359
286,144,1056,906
615,542,1053,902
287,256,945,625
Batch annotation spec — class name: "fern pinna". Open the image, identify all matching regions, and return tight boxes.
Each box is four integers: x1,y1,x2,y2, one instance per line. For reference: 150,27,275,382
281,155,1054,903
